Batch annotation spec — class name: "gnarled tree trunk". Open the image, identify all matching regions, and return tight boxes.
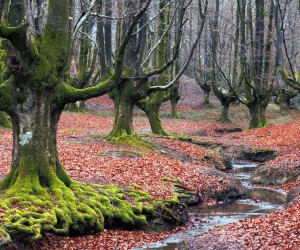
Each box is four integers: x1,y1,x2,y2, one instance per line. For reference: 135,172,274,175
107,79,139,140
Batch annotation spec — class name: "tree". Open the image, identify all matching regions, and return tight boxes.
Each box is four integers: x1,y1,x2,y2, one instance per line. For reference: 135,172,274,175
276,0,300,92
0,0,158,242
107,0,208,141
210,0,238,123
232,0,275,128
138,0,208,135
194,18,213,108
137,0,176,136
106,0,151,143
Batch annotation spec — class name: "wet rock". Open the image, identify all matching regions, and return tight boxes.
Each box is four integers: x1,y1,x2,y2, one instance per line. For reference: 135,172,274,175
251,164,300,186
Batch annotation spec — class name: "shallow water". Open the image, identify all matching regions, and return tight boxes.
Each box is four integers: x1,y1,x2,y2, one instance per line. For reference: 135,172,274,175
133,161,286,250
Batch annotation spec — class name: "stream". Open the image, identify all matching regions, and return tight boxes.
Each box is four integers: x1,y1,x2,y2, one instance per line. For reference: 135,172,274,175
133,162,286,250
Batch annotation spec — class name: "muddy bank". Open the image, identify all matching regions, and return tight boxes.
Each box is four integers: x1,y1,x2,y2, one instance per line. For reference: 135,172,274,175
251,163,300,186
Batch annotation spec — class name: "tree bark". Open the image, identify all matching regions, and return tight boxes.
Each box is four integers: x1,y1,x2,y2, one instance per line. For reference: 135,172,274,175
248,101,262,129
170,80,180,119
107,79,138,140
145,102,169,136
219,102,231,123
203,89,212,107
2,90,70,190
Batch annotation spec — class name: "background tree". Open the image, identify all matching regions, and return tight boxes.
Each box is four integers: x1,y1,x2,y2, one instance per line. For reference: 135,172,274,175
221,0,275,129
194,16,213,107
107,0,208,141
210,0,238,123
276,0,300,92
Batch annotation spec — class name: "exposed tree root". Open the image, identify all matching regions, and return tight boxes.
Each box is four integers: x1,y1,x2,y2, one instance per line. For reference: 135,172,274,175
0,177,180,244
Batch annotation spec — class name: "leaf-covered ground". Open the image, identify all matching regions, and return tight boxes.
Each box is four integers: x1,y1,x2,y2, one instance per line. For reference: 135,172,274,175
1,78,300,249
186,203,300,250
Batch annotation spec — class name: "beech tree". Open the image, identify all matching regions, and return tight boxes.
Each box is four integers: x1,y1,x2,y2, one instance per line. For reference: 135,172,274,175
211,0,239,123
230,0,275,128
276,0,300,92
194,18,213,108
107,0,208,141
0,0,168,243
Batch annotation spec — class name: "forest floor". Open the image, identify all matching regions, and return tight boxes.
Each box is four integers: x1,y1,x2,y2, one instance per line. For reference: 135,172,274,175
0,77,300,249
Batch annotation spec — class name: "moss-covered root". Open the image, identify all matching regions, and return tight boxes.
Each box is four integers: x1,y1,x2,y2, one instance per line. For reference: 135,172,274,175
0,112,11,128
105,132,155,150
0,179,162,242
0,227,12,246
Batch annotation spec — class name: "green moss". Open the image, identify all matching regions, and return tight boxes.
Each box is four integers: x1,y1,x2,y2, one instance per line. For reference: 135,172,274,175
130,183,143,189
162,178,183,185
0,111,11,128
0,78,13,109
0,178,162,241
105,134,155,150
33,56,52,82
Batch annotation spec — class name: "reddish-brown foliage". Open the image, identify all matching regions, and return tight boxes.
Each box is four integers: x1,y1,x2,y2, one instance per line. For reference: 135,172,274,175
187,203,300,250
1,108,300,249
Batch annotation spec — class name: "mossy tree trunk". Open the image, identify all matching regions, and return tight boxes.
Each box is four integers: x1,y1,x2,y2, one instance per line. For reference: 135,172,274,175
138,0,171,136
141,97,169,136
235,0,274,129
247,95,269,129
2,92,70,191
219,102,230,123
107,78,144,140
210,0,238,123
106,0,149,142
169,80,180,119
248,100,262,129
147,107,168,135
170,99,179,119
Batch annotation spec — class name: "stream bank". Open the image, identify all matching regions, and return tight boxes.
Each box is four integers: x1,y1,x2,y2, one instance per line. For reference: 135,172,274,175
133,161,286,250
